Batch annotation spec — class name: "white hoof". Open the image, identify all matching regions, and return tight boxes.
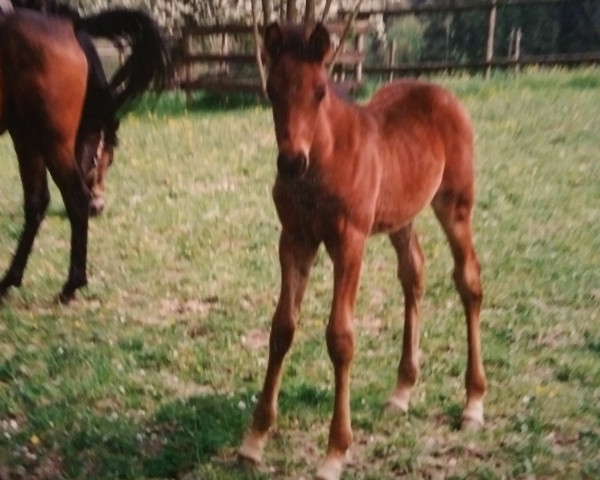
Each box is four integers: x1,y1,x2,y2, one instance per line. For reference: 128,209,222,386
461,403,484,431
238,432,266,465
315,456,344,480
384,390,410,413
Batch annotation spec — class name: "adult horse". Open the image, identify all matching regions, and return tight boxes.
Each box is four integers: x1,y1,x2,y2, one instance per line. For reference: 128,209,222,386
238,23,487,480
0,8,169,303
12,0,170,215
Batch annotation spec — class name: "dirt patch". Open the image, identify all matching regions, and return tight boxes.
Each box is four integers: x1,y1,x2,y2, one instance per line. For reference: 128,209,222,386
241,329,270,350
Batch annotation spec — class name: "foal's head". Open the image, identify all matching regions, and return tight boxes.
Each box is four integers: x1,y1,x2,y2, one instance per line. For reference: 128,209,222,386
263,22,332,180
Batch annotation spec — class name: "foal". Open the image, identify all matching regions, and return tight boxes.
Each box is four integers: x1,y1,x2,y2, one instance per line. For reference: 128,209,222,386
238,23,486,480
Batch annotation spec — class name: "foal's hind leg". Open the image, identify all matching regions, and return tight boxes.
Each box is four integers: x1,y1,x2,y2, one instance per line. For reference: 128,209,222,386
432,190,486,429
0,144,50,300
385,224,425,413
45,143,90,303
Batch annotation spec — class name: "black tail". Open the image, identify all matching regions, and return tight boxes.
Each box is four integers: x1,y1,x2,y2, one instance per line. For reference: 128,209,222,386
77,9,170,114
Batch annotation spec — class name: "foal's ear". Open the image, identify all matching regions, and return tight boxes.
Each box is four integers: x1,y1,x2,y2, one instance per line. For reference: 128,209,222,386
264,22,283,61
308,22,332,63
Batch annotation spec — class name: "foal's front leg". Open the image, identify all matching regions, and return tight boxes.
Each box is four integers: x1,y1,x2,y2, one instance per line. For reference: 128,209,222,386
239,230,318,464
317,228,366,480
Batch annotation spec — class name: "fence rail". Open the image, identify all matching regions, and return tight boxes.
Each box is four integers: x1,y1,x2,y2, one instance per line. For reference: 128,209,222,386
176,21,369,103
169,0,600,97
366,52,600,77
341,0,567,17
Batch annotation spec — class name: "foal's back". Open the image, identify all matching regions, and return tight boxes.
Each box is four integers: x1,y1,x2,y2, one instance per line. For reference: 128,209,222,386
362,80,475,234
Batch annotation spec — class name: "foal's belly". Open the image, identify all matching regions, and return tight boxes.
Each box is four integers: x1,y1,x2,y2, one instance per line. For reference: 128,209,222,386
370,152,445,234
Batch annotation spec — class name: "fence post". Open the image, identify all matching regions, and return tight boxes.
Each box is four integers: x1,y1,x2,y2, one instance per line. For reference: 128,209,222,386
355,30,364,84
514,28,522,75
183,30,192,106
485,0,497,79
388,39,396,82
220,32,229,72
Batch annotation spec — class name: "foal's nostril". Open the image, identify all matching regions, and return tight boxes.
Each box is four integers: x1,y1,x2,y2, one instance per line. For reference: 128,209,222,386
277,152,308,180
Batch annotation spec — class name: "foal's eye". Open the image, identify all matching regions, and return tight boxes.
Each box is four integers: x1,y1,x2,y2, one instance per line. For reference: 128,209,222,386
315,84,326,102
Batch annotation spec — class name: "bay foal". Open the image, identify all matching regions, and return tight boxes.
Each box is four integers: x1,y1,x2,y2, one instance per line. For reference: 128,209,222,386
239,22,486,480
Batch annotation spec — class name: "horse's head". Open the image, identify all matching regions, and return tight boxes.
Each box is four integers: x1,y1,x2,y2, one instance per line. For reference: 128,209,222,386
78,120,118,216
263,22,332,181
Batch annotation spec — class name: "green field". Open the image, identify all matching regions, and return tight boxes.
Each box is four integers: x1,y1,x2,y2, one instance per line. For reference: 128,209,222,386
0,69,599,479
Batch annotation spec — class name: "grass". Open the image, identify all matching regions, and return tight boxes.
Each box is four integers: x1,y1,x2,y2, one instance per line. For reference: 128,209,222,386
1,67,599,479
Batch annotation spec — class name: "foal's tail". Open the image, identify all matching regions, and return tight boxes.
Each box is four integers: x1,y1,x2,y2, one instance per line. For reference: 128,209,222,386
77,9,170,114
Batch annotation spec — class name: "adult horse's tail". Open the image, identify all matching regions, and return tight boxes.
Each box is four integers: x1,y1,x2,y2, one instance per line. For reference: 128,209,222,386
77,9,170,114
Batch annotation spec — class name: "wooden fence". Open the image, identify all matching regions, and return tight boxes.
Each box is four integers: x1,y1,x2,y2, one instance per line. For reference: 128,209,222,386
343,0,600,79
176,21,369,103
169,0,600,98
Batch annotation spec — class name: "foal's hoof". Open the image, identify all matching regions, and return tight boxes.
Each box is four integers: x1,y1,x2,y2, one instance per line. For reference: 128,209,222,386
237,432,265,466
315,455,344,480
461,404,484,431
383,396,409,414
384,388,411,414
237,448,260,467
461,414,484,431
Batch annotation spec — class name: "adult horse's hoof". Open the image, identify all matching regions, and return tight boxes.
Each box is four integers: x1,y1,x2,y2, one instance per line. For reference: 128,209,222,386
59,275,87,304
57,290,77,305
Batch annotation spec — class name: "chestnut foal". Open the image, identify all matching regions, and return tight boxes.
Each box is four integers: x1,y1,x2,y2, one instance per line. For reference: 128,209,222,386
239,22,486,480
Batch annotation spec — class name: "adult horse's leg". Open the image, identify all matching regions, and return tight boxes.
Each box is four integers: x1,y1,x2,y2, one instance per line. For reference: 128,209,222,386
45,142,90,303
0,142,49,299
239,230,319,464
316,228,366,480
432,190,486,429
385,225,425,413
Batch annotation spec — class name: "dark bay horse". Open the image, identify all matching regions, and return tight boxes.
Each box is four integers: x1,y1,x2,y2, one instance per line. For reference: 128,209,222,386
0,8,169,303
12,0,170,215
238,23,487,480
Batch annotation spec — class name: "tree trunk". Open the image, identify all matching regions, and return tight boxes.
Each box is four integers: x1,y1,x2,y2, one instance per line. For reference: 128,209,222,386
286,0,297,23
251,0,268,98
304,0,316,27
322,0,334,21
328,0,364,74
261,0,272,26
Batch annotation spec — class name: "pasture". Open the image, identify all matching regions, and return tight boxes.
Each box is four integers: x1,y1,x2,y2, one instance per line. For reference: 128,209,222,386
0,68,599,479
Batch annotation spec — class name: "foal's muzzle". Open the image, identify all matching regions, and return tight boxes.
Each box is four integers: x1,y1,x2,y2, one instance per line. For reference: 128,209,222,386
276,152,308,180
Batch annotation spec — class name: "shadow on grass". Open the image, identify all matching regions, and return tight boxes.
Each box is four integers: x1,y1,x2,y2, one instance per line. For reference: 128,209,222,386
34,393,254,479
130,90,268,116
